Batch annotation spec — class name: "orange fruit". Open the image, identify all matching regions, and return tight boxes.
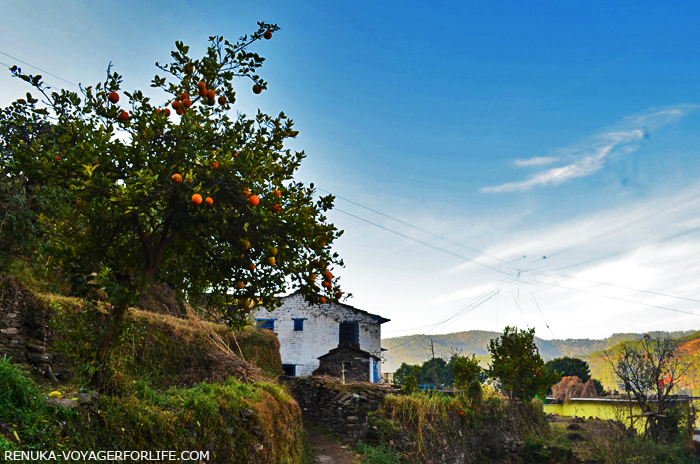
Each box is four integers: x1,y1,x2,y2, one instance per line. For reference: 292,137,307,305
274,189,281,197
322,281,331,289
184,63,193,74
176,109,183,116
236,281,245,290
76,200,82,208
234,151,239,157
164,108,171,117
218,95,227,105
212,161,219,169
180,92,189,101
242,240,251,249
252,84,262,94
267,257,276,266
117,111,129,122
270,247,278,256
336,291,343,299
207,89,216,99
323,270,333,281
171,100,181,110
55,156,61,161
192,194,203,205
271,204,281,213
197,81,206,90
249,195,260,206
108,91,119,103
205,197,213,205
182,98,192,109
319,297,326,304
242,188,251,197
198,87,207,97
249,263,256,271
172,173,182,183
308,274,316,282
263,30,272,40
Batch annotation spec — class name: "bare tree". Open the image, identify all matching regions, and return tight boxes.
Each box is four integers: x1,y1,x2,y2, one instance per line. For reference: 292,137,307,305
604,333,691,442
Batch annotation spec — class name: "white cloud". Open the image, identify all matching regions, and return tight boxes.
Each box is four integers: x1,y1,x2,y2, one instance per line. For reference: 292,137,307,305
512,156,559,167
482,105,697,193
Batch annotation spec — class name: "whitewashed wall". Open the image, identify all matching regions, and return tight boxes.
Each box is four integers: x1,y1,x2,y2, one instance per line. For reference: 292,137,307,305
253,292,384,378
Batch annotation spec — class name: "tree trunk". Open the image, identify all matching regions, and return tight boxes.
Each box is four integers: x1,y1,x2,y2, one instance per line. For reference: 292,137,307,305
90,302,128,389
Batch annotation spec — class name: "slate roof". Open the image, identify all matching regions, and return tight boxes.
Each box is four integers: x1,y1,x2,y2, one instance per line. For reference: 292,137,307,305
282,290,390,324
318,342,381,361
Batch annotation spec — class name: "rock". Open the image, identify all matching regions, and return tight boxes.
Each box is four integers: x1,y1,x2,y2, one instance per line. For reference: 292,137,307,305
567,433,584,441
46,397,80,409
0,328,19,335
566,423,582,430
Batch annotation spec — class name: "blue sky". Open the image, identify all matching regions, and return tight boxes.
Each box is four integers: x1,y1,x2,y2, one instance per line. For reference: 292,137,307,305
2,1,700,341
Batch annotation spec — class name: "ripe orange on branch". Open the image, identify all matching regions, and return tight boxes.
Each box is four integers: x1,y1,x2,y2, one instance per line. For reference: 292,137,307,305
218,96,227,105
207,90,216,99
242,188,251,197
192,194,203,205
236,281,245,290
263,30,272,40
108,92,119,103
172,173,182,183
252,84,262,94
198,88,207,97
249,195,260,206
171,101,181,110
211,161,219,169
117,111,129,122
267,257,276,266
205,197,213,205
319,297,326,304
274,189,281,197
197,81,206,90
322,270,333,281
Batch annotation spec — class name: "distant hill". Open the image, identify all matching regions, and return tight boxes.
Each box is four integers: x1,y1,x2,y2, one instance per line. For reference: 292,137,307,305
381,329,699,373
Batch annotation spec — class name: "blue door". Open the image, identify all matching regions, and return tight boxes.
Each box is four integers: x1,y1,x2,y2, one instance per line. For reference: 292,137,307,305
372,360,379,383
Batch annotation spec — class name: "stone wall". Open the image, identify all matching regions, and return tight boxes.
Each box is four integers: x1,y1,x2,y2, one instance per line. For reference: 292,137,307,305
0,275,69,380
282,376,400,443
254,292,385,377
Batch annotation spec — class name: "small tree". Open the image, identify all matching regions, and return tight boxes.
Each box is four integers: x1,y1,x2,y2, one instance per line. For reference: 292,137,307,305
393,362,420,386
452,354,482,391
487,326,559,402
544,356,591,383
604,333,691,442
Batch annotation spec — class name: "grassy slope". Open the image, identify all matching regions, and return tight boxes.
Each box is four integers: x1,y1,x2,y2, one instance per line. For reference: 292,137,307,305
0,275,309,463
382,330,699,373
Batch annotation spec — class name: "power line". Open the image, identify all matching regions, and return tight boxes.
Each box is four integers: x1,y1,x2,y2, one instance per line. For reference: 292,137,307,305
529,289,565,355
334,208,512,276
320,187,510,265
527,192,700,266
0,50,79,88
328,190,700,307
519,267,700,305
511,290,530,329
550,225,700,272
520,276,700,318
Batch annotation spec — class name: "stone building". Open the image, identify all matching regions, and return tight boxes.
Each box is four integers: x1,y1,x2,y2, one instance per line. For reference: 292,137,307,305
252,291,389,381
317,343,381,383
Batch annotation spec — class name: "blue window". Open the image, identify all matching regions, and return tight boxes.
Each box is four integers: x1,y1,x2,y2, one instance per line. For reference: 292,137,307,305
293,318,304,331
256,319,275,330
282,364,296,376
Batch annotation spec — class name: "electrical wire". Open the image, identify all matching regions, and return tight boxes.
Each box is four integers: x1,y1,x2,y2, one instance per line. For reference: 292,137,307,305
0,50,79,88
511,290,530,329
320,187,510,265
334,208,511,276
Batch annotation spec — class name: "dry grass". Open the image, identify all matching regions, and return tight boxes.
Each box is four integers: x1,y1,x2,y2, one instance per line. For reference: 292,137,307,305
552,376,598,403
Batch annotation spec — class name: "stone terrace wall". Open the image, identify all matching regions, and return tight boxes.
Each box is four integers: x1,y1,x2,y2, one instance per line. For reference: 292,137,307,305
283,376,400,443
0,275,69,380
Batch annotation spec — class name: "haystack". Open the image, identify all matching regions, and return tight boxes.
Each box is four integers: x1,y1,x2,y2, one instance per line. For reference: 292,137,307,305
552,376,598,403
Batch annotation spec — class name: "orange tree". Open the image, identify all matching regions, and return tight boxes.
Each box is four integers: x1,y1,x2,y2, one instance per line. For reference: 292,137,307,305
487,326,559,401
0,23,346,382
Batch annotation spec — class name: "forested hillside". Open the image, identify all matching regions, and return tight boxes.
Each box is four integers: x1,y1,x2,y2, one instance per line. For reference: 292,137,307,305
382,329,698,373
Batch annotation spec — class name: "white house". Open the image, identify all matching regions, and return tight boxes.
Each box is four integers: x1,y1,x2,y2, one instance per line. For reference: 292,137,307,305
252,291,390,382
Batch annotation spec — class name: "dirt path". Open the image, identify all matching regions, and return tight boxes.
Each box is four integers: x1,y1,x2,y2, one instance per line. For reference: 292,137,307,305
305,425,359,464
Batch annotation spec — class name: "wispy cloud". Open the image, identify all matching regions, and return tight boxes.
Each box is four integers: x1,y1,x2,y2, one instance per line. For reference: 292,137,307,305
512,156,558,167
482,105,697,193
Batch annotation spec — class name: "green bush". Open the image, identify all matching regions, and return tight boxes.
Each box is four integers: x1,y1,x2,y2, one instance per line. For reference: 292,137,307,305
355,440,401,464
